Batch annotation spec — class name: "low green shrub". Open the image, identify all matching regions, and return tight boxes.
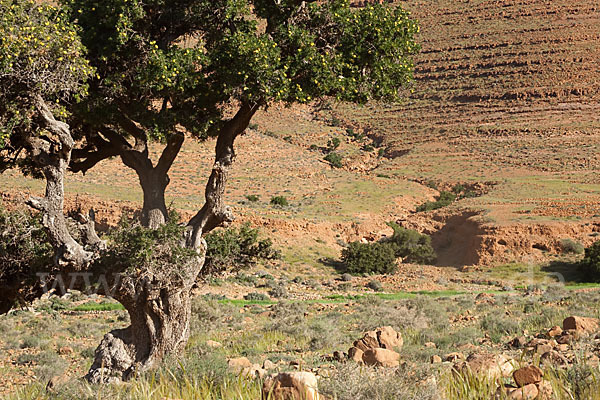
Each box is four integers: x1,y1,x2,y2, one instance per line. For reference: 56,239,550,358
324,152,343,168
204,223,280,275
416,191,456,212
385,222,437,264
560,238,584,254
245,194,260,202
243,292,270,301
341,242,397,275
270,196,289,206
327,137,341,151
581,241,600,282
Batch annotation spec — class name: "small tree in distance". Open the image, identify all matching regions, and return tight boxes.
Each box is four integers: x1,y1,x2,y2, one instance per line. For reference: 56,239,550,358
0,0,420,382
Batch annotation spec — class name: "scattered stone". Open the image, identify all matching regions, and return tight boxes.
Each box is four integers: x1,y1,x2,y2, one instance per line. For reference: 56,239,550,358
547,326,562,338
563,316,599,335
540,350,569,367
228,357,252,373
263,359,276,370
348,347,364,364
535,344,553,355
506,383,539,400
242,364,267,379
262,371,321,400
376,326,403,350
444,352,465,362
362,348,400,368
454,353,513,380
513,366,543,387
431,355,442,364
206,340,222,348
536,380,554,400
424,342,436,349
58,346,73,355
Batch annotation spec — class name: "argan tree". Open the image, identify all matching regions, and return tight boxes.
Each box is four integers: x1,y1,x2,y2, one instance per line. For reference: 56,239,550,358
0,0,419,383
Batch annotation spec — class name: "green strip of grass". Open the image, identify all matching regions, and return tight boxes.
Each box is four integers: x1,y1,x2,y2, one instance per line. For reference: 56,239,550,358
72,302,125,312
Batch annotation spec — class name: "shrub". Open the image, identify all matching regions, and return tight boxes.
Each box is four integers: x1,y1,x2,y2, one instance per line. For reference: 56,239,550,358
560,238,584,254
270,196,289,206
245,194,260,202
367,280,383,292
244,292,270,302
327,137,341,151
341,242,397,275
204,223,280,275
581,241,600,282
324,152,343,168
268,284,288,299
385,222,436,264
416,191,456,212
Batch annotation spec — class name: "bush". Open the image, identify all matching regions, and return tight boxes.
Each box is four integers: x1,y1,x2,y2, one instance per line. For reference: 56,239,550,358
416,191,456,212
367,280,383,292
560,238,584,254
341,242,397,275
245,194,260,202
270,196,289,206
385,222,436,264
244,292,270,301
204,223,280,275
324,152,343,168
581,241,600,282
0,208,53,313
327,137,341,151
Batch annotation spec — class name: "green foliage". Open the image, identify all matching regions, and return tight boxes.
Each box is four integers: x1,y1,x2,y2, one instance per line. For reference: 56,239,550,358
416,191,457,212
245,194,260,202
95,212,198,277
367,280,384,292
0,208,53,312
342,241,397,275
203,223,279,275
560,238,584,254
581,241,600,282
0,0,92,168
243,292,270,302
270,196,289,206
385,222,437,264
324,152,343,168
327,137,341,151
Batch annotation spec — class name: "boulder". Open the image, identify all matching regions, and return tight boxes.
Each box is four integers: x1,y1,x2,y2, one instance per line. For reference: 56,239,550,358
262,372,320,400
547,326,562,338
228,357,252,373
431,355,442,364
263,359,276,370
513,366,543,387
536,380,554,400
540,350,569,367
444,352,465,362
376,326,403,350
509,336,527,349
506,383,539,400
242,364,267,379
362,348,400,367
454,353,513,380
563,316,599,335
348,347,364,364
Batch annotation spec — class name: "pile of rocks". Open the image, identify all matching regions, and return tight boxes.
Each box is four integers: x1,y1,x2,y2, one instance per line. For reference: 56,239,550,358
347,326,403,367
498,365,553,400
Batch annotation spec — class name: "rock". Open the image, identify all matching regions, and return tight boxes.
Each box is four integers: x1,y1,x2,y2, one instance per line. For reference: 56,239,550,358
547,326,562,338
509,336,527,349
540,350,569,367
332,351,345,362
376,326,403,350
444,352,465,362
424,342,437,349
431,355,442,364
348,347,364,364
506,383,539,400
262,371,320,400
455,353,512,380
362,348,400,367
242,364,267,379
58,346,73,355
206,340,222,348
535,344,553,355
563,316,599,335
263,359,276,370
228,357,252,373
536,380,554,400
513,366,543,387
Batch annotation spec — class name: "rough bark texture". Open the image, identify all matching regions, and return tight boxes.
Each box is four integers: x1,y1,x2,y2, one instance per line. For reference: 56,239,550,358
27,98,258,383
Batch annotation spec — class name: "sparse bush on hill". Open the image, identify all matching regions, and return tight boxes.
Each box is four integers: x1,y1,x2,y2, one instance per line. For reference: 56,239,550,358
416,190,457,212
342,241,397,275
327,137,341,151
324,152,343,168
560,238,584,254
581,241,600,282
270,196,289,206
385,222,437,264
245,194,260,203
204,223,280,275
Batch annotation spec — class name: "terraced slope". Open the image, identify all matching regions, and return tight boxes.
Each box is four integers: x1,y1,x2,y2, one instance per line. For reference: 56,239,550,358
337,0,600,222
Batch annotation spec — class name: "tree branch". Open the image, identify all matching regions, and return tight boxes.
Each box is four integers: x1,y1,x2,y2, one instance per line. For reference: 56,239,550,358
155,132,184,175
